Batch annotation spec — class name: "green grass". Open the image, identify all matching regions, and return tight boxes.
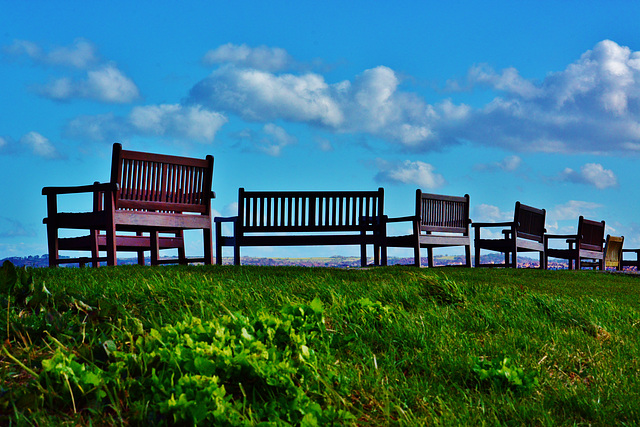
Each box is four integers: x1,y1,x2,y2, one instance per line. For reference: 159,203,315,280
2,264,639,425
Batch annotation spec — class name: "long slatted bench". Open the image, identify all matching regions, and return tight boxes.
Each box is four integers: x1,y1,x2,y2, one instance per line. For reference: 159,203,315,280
42,143,215,267
215,188,386,266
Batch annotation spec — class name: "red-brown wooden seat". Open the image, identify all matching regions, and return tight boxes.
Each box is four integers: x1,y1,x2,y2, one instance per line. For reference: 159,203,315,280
473,202,546,268
544,216,605,270
382,191,471,267
215,188,386,266
42,143,215,267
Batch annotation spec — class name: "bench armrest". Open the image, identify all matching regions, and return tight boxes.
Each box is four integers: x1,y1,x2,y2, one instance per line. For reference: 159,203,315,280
544,234,578,240
622,249,640,254
214,216,238,223
472,221,514,228
42,182,119,196
384,215,418,224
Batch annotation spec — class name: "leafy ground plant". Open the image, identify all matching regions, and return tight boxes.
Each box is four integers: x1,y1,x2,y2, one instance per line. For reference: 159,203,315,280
2,263,640,425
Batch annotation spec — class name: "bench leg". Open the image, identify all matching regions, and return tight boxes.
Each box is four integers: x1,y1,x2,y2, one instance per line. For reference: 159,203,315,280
150,231,159,266
90,229,100,268
427,247,434,268
136,232,145,265
465,244,472,268
106,227,117,266
46,223,60,267
203,228,213,265
215,222,223,265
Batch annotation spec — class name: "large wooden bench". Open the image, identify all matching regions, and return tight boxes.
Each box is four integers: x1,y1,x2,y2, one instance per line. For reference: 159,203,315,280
544,216,605,269
42,143,215,267
382,191,472,267
473,201,546,268
215,188,386,266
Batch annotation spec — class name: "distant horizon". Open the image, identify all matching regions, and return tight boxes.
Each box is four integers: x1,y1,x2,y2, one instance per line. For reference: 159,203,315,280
2,2,640,260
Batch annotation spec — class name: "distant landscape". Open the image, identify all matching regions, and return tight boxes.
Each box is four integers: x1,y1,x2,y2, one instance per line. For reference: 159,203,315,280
1,253,595,270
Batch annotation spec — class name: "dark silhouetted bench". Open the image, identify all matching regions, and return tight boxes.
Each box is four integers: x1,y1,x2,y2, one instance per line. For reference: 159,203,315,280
215,188,386,266
473,202,546,268
544,216,606,269
42,143,215,267
382,191,472,267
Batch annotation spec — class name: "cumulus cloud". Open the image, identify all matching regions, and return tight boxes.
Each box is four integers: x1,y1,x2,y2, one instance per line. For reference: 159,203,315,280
37,64,140,103
548,200,603,222
374,159,445,189
5,39,140,104
188,66,344,127
188,64,455,148
0,217,35,238
19,132,58,158
452,40,640,153
203,43,295,72
557,163,618,189
231,124,297,156
66,104,227,143
476,155,522,172
5,38,99,69
473,203,512,222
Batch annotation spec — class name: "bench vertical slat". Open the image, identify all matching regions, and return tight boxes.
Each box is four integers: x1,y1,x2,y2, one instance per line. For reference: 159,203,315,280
284,198,288,227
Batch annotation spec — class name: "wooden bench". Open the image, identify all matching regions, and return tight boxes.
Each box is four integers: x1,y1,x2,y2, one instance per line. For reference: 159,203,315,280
215,188,386,266
382,191,472,267
544,216,605,270
473,202,546,268
621,244,640,270
42,143,215,267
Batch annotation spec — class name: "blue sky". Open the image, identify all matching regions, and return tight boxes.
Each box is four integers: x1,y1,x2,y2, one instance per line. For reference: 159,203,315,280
2,1,640,260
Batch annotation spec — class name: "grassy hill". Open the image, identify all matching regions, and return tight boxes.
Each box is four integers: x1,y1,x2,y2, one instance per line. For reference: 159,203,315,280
1,263,639,425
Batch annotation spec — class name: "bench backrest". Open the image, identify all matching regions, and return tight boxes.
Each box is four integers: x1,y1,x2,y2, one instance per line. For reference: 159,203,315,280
514,202,546,243
577,216,605,252
237,188,384,233
417,191,470,235
110,143,214,215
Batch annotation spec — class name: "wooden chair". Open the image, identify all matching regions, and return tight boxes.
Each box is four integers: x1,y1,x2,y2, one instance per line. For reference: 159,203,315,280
43,143,215,267
544,216,605,270
602,235,624,270
381,191,471,267
473,202,546,268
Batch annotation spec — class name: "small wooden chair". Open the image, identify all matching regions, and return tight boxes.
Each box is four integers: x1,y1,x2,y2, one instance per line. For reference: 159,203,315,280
544,216,605,270
602,235,624,270
473,202,546,268
381,191,472,267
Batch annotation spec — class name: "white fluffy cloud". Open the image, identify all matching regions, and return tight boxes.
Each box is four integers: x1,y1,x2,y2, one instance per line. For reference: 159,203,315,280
476,155,522,172
66,104,227,143
558,163,618,189
453,40,640,153
374,160,445,189
5,38,99,69
6,39,140,104
129,104,227,142
473,203,511,222
203,43,295,72
188,63,449,147
191,40,640,153
19,132,58,158
38,64,140,103
231,123,298,156
549,200,603,221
